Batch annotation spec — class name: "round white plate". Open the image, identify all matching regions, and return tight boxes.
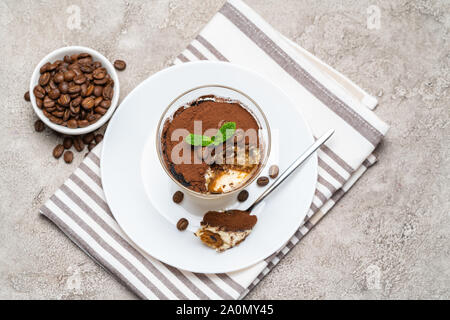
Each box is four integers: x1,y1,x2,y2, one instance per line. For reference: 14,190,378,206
101,61,317,273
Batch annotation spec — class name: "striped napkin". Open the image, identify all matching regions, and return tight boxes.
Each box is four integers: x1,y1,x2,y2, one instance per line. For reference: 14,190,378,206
40,0,389,299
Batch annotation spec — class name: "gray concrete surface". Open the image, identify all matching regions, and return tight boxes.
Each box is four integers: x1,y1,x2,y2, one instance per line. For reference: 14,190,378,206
0,0,448,299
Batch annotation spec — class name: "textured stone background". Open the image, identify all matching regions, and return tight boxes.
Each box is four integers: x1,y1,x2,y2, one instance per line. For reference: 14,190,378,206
0,0,448,299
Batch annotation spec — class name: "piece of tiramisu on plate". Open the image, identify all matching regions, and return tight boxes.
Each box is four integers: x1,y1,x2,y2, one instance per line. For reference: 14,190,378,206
194,209,257,252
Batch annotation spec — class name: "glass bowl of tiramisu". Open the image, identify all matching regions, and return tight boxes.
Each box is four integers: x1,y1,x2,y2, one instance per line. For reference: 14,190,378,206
156,85,271,199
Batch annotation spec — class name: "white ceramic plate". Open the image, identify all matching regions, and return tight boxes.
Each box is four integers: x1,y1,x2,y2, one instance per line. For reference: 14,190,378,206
101,61,317,273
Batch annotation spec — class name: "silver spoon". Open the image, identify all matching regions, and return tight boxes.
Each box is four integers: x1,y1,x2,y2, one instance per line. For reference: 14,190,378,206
246,129,334,212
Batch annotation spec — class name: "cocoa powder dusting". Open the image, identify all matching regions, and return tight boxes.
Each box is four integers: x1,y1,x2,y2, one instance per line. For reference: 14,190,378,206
201,210,257,231
161,97,260,193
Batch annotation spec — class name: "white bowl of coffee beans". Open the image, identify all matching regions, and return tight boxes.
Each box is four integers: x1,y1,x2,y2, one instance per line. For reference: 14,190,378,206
29,46,121,135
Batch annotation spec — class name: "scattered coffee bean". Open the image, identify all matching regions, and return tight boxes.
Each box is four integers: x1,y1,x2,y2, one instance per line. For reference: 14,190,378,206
24,91,30,101
53,144,65,159
176,218,189,231
73,136,85,152
82,133,95,144
63,137,73,149
172,191,184,204
64,151,74,163
33,53,114,129
34,119,45,132
256,176,269,186
269,165,279,179
88,142,96,151
114,59,126,71
94,134,103,144
237,190,249,202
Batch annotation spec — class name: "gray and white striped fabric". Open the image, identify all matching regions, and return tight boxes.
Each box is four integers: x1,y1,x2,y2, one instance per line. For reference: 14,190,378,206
40,0,389,300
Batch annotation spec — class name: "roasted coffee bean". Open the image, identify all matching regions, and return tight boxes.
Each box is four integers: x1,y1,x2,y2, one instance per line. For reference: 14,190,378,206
64,55,72,64
39,72,51,86
172,191,184,204
73,67,83,76
34,119,45,132
100,99,111,108
68,85,81,94
103,84,113,100
63,137,73,149
78,52,91,59
85,84,94,96
73,136,84,151
73,74,86,84
80,83,87,97
67,119,78,129
35,98,43,109
24,91,30,101
43,96,55,108
114,59,126,71
93,77,108,85
63,109,70,121
49,79,58,90
70,105,80,114
33,85,45,99
95,106,107,115
269,165,279,179
40,62,51,74
47,63,58,72
52,110,64,118
49,116,63,125
58,81,69,93
80,65,93,73
78,57,92,65
64,151,74,163
94,134,103,143
71,96,82,107
256,176,269,186
81,97,95,110
93,67,106,79
63,70,76,82
77,120,89,128
86,114,97,122
80,110,86,120
58,94,70,106
88,142,96,151
53,144,65,159
94,96,103,107
82,133,95,144
93,86,103,97
93,61,102,69
48,88,60,100
70,53,79,61
237,190,249,202
54,72,64,84
176,218,189,231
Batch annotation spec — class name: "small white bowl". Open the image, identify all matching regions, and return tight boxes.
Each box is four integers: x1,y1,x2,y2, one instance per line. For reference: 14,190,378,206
29,46,120,135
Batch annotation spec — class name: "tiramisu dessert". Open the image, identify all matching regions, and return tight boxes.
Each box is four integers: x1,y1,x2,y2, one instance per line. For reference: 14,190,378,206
161,95,263,194
194,210,257,252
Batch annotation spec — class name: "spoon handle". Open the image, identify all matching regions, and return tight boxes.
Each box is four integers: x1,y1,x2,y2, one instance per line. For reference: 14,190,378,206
246,129,334,212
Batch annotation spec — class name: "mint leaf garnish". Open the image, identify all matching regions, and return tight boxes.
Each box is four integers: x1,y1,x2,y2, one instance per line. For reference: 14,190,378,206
213,122,236,146
185,134,213,146
184,122,237,147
